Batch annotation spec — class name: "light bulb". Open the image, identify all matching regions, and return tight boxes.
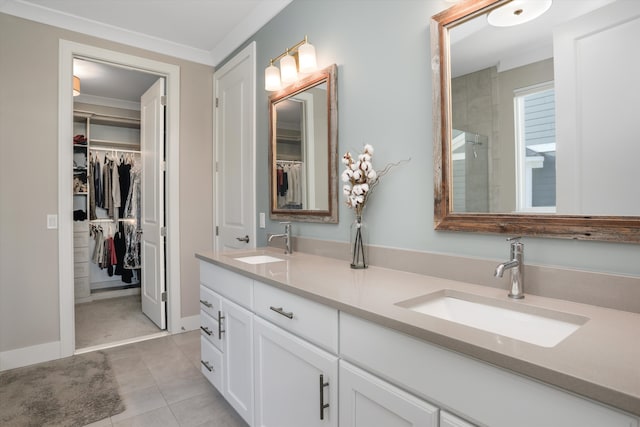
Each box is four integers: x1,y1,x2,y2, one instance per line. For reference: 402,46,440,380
280,54,298,84
298,41,317,74
265,64,281,91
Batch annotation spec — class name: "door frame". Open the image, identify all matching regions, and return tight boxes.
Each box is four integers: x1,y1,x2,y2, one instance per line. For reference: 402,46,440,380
213,42,256,251
58,40,181,356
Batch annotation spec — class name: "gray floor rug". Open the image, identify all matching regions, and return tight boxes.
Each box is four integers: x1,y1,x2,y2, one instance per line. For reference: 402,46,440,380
0,351,125,426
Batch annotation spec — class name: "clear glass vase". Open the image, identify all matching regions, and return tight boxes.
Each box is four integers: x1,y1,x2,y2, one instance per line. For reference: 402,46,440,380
350,214,368,269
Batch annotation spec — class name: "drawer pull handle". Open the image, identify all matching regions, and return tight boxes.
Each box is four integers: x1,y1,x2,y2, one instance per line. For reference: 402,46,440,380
319,374,329,420
218,310,225,339
200,299,213,308
270,306,294,319
201,360,214,372
200,326,212,336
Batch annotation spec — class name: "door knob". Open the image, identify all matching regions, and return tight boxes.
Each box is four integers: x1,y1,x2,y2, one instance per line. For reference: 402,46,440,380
236,235,250,243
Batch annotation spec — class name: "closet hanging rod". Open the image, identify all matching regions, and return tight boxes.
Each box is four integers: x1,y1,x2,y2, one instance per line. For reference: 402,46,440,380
90,218,137,223
89,147,140,154
276,159,304,164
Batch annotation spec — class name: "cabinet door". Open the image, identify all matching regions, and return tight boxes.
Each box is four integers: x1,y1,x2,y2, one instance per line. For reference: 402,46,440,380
254,317,338,427
339,361,439,427
222,298,254,425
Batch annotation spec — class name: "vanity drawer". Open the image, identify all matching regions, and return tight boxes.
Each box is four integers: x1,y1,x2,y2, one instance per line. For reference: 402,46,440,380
200,336,223,393
200,261,253,309
200,309,223,351
253,280,338,353
199,285,222,319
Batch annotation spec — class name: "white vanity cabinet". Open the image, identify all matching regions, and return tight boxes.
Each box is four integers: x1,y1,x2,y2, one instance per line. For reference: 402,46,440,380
253,316,338,427
339,360,439,427
199,262,254,425
340,312,638,427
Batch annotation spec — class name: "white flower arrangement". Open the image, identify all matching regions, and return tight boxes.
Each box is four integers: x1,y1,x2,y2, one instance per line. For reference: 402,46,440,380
342,144,407,217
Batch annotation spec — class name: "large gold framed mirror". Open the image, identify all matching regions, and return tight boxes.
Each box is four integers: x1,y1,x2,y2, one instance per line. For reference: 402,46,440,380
432,0,640,242
269,64,338,223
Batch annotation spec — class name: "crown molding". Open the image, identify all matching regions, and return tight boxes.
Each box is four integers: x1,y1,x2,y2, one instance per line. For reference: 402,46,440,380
1,0,292,67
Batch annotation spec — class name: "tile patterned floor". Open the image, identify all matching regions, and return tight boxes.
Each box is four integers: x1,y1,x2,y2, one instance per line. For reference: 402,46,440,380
85,331,248,427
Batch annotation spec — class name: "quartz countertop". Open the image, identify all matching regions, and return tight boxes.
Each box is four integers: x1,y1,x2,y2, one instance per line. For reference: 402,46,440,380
195,248,640,417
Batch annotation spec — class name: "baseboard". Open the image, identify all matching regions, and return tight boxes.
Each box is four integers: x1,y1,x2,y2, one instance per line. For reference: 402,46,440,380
179,315,200,332
0,341,61,371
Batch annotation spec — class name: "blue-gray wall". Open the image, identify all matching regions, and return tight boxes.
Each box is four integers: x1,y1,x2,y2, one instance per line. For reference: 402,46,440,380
224,0,639,277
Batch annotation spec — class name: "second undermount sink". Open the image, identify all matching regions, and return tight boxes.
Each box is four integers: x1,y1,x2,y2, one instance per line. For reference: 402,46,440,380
396,290,588,348
234,255,285,265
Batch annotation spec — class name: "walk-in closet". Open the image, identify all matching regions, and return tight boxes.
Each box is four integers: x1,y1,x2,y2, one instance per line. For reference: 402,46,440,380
72,58,167,349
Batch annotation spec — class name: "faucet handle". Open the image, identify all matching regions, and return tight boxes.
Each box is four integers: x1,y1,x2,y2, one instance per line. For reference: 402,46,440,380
506,236,522,242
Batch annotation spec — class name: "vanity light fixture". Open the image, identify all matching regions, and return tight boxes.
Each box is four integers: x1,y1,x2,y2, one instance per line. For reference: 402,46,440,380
73,75,81,96
265,35,318,91
487,0,552,27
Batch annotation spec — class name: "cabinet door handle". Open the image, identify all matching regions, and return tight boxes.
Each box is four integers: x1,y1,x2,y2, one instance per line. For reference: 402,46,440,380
201,360,214,372
236,235,250,243
200,299,213,308
218,310,225,339
269,306,294,319
200,326,212,336
319,374,330,420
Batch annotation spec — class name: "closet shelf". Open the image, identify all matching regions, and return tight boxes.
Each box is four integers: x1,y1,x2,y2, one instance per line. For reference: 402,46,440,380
74,110,140,129
90,139,140,150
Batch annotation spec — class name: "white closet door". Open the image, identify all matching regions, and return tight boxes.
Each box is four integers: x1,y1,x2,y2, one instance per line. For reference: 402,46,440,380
214,43,256,251
141,77,166,329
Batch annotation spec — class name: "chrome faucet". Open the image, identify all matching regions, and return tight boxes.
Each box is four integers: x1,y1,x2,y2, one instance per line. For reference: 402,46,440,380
268,222,292,254
494,237,524,299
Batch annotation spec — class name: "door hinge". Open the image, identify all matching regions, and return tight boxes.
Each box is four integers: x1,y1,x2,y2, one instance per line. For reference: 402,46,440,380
161,95,167,106
161,160,166,172
215,161,219,172
215,97,219,108
161,291,167,302
215,226,219,236
160,226,167,237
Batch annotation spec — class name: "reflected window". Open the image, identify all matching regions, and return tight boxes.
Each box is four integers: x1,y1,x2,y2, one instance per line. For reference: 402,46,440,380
514,83,556,212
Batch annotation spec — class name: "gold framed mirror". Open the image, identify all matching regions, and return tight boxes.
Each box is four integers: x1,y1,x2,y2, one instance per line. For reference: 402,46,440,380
431,0,640,243
269,64,338,223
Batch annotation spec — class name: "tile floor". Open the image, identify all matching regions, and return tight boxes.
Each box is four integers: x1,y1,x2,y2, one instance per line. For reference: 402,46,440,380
86,331,248,427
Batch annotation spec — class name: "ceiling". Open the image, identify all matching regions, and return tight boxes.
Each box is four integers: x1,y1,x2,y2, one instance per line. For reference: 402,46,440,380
0,0,292,66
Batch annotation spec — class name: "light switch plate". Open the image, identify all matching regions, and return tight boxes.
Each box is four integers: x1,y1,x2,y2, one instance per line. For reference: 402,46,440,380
259,212,266,228
47,214,58,229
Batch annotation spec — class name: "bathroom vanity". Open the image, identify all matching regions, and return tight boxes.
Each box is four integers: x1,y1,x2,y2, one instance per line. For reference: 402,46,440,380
196,249,640,427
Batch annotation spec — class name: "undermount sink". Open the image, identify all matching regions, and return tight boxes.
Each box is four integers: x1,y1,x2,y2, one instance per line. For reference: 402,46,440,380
396,290,588,348
234,255,285,265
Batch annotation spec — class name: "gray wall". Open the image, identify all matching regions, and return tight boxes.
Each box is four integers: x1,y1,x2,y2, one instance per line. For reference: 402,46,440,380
237,0,640,277
0,13,213,353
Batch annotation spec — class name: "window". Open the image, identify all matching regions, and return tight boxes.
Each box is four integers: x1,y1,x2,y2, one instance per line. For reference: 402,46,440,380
514,83,556,212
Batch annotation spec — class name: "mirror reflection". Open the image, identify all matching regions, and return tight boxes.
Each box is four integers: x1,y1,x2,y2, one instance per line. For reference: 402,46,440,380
270,64,338,223
448,0,640,216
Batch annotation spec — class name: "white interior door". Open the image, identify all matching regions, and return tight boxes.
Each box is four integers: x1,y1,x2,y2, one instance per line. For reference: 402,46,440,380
141,77,166,329
214,42,256,251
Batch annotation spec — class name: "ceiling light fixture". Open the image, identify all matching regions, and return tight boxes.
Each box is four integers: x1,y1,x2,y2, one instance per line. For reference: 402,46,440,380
265,36,318,91
73,75,81,96
487,0,552,27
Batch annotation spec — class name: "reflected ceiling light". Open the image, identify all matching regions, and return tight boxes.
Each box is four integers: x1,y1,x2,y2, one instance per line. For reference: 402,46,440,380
487,0,552,27
265,35,318,91
73,75,81,96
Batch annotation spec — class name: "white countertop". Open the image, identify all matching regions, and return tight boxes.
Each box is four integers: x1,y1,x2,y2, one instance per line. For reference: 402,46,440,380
196,248,640,416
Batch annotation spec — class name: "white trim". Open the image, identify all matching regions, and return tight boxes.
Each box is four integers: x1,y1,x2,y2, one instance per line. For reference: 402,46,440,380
75,93,141,111
210,1,292,65
0,341,61,371
74,332,169,355
213,42,257,251
59,40,181,358
180,315,201,332
1,0,292,67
